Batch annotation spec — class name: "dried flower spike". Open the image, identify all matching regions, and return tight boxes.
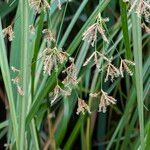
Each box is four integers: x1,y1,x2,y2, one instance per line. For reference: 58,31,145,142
119,59,135,77
29,25,35,34
129,0,150,23
11,66,20,73
42,29,55,42
28,0,50,13
83,51,109,70
17,85,24,96
2,25,14,41
142,23,150,33
82,23,109,47
42,47,68,75
99,90,117,113
89,92,100,98
63,60,78,86
105,61,120,82
76,98,91,115
12,76,20,85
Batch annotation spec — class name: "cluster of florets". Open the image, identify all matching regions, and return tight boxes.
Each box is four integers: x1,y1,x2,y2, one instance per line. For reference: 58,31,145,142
28,0,62,13
76,90,117,115
11,67,24,96
124,0,150,23
78,13,136,114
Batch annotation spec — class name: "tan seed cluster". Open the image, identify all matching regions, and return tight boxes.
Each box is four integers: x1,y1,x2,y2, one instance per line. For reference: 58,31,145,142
127,0,150,23
76,98,91,115
83,23,108,47
29,24,35,34
2,25,14,41
42,29,55,42
42,47,68,75
11,66,24,96
28,0,50,13
90,90,117,113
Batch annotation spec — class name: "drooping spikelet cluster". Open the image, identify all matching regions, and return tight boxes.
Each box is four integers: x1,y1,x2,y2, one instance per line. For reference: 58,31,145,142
42,29,56,42
125,0,150,23
28,0,62,13
11,67,24,96
90,90,117,113
2,25,14,41
82,14,109,46
28,0,50,13
142,23,150,33
76,98,91,115
76,90,117,115
83,51,135,82
42,47,68,75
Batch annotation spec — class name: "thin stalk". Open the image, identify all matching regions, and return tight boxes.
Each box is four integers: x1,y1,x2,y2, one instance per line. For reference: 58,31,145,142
59,0,88,48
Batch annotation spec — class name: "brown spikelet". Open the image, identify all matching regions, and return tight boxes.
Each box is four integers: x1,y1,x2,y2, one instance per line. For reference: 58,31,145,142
42,47,68,75
2,25,14,41
119,59,135,77
76,98,91,115
99,90,117,113
105,61,120,82
17,85,24,96
28,0,50,13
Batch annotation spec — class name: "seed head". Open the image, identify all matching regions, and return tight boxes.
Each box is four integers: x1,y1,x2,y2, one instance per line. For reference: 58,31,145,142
129,0,150,23
105,61,120,82
29,24,35,34
42,47,68,75
83,22,109,47
119,59,135,77
76,98,91,115
12,76,20,85
28,0,50,13
11,66,20,73
99,90,117,113
17,85,24,96
83,51,109,70
2,25,14,41
63,61,78,86
42,29,55,42
142,23,150,33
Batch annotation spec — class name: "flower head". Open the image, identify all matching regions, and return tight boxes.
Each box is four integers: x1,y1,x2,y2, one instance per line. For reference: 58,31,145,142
142,23,150,33
29,24,35,34
63,59,78,86
105,60,120,82
119,59,135,77
42,29,55,42
2,25,14,41
17,85,24,96
76,98,91,115
128,0,150,23
28,0,50,13
11,66,20,73
83,23,108,46
12,76,20,85
83,51,109,69
99,90,117,113
42,47,68,75
50,84,72,104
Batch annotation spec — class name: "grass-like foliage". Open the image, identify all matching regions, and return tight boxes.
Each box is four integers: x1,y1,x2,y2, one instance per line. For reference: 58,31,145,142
0,0,150,149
